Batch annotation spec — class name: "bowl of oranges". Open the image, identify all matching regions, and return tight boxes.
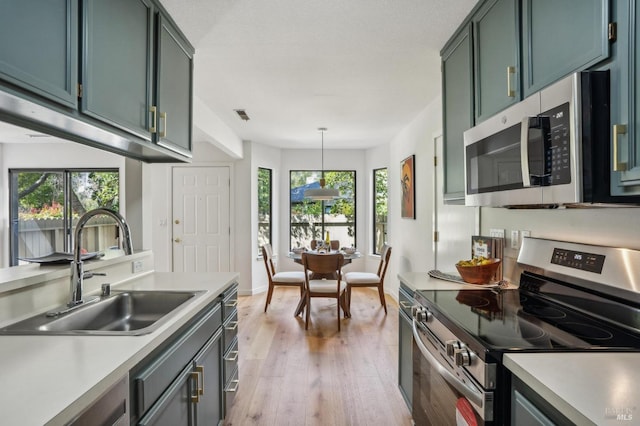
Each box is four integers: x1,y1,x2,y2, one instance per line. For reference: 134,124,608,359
455,257,501,284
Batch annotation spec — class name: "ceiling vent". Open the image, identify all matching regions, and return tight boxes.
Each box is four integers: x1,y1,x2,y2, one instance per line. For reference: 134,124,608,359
234,109,250,121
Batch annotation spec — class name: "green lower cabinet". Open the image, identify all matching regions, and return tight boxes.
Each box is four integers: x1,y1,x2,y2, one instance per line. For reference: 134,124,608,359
522,0,610,97
442,23,474,203
193,330,223,425
138,365,195,426
81,0,154,140
0,0,77,108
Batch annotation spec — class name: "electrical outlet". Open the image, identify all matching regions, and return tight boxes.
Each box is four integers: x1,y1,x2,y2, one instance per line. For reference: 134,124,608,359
489,228,505,238
521,230,531,239
511,230,519,249
132,260,144,273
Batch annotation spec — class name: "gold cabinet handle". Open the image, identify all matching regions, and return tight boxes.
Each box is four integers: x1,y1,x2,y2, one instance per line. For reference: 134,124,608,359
507,66,516,97
224,350,239,362
190,371,200,403
225,321,239,331
225,300,238,308
196,365,204,395
225,379,239,393
613,124,628,172
399,301,413,309
160,112,167,138
149,106,157,133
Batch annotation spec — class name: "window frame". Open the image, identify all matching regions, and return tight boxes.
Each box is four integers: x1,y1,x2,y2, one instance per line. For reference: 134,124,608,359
289,169,356,250
373,167,388,255
9,168,120,266
257,167,273,254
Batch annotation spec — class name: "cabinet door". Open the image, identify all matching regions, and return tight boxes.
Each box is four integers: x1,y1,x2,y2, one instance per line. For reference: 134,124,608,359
473,0,520,122
155,13,194,157
138,366,195,426
193,329,223,425
81,0,154,140
0,0,77,108
442,24,474,203
522,0,609,97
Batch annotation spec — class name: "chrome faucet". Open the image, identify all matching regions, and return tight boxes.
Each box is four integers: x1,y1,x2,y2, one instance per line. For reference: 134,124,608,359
69,208,133,307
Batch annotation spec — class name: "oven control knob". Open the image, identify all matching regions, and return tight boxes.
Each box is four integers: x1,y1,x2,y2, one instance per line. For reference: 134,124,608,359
412,306,431,322
454,348,472,366
445,340,464,357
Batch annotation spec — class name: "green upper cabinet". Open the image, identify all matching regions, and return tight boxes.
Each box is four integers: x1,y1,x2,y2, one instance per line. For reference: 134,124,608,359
442,24,474,203
0,0,77,108
473,0,520,122
522,0,610,97
154,13,194,157
81,0,154,140
606,0,640,195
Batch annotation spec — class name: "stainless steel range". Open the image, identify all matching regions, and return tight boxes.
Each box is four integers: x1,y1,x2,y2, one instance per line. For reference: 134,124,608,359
411,237,640,425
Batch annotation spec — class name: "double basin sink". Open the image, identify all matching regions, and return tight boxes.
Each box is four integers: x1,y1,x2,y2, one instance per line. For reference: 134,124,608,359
0,290,204,336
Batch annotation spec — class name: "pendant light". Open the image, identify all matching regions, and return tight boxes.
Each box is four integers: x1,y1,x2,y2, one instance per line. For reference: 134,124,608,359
304,127,340,200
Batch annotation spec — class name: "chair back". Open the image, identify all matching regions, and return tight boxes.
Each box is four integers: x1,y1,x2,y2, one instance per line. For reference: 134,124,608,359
261,244,276,278
302,252,344,281
377,245,392,280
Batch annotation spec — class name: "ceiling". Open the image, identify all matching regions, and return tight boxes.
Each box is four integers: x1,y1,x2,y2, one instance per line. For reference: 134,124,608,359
161,0,478,149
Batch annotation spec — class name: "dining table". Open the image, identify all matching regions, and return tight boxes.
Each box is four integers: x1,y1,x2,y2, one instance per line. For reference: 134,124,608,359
287,250,361,317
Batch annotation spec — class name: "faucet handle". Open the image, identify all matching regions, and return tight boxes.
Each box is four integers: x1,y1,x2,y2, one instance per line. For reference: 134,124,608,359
83,271,107,279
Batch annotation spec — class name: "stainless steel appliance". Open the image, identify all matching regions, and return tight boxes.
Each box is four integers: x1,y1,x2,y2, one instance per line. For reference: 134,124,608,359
411,237,640,425
463,71,640,207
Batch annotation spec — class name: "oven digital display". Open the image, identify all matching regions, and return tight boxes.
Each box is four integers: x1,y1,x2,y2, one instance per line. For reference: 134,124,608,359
551,248,605,273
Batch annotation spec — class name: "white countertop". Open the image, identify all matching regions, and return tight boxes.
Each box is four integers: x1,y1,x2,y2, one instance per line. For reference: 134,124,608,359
398,271,516,292
505,352,640,425
0,271,238,426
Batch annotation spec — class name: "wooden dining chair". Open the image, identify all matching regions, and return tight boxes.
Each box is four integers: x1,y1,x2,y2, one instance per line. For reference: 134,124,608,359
344,244,392,314
261,244,306,313
310,240,340,250
301,252,349,331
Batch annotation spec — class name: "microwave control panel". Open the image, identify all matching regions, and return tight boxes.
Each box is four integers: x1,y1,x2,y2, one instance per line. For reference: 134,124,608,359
542,102,571,186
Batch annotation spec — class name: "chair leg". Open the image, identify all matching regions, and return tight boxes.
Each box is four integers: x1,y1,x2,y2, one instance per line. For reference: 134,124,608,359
264,284,274,312
378,285,387,314
337,295,341,332
305,294,311,330
341,292,351,318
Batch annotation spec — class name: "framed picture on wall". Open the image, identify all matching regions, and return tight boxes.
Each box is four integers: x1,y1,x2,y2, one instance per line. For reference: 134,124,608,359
401,154,415,219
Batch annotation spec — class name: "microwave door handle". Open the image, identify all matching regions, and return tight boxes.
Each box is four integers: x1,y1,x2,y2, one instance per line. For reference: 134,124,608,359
521,117,532,187
412,319,484,409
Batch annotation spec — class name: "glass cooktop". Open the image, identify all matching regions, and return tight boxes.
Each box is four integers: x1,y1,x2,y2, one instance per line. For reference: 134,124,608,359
416,275,640,353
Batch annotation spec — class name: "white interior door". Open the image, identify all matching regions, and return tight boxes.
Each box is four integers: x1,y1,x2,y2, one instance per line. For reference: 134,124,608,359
172,166,230,272
433,134,479,272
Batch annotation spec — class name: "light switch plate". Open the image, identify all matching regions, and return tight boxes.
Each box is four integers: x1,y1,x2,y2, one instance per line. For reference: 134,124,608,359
489,228,505,238
511,230,519,249
132,260,144,273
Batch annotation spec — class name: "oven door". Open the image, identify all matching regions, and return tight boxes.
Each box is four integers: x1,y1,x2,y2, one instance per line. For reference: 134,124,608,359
412,319,494,426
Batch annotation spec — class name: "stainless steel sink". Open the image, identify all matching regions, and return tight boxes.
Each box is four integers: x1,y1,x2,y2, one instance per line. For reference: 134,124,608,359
0,290,204,336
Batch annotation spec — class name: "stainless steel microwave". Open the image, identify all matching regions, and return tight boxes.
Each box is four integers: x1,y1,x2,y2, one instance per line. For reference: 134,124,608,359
463,70,631,207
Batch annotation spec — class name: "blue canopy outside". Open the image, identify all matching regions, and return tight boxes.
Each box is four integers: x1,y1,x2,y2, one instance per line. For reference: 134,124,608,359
290,181,320,203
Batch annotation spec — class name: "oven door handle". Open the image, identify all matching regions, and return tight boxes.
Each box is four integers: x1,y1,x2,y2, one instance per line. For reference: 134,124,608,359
412,319,484,408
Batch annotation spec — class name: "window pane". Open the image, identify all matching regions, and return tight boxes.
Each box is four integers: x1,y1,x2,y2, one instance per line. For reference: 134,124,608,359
12,171,65,264
10,169,120,265
70,171,120,253
258,167,272,252
290,170,356,250
373,168,388,254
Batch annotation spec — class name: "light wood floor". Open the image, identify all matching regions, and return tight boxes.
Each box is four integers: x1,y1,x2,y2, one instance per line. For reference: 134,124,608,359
225,286,413,426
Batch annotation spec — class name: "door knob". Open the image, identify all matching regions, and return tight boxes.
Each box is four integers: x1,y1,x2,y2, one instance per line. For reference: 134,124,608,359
174,238,181,243
174,219,180,224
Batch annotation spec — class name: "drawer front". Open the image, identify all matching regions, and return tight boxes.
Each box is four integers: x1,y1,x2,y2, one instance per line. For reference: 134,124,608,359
223,337,239,384
223,366,239,420
222,283,238,320
132,302,222,417
398,284,415,318
223,309,238,350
